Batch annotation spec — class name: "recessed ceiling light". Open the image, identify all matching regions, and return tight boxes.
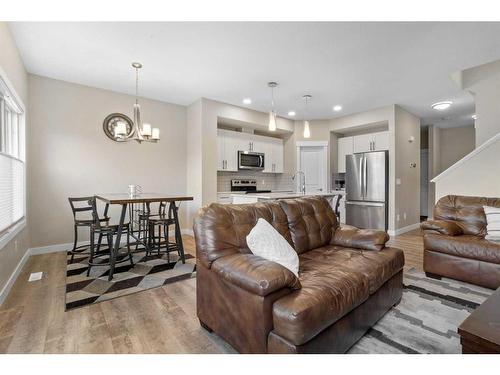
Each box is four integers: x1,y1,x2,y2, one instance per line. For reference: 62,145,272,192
242,98,252,105
431,101,452,110
472,114,477,120
333,105,342,112
288,111,296,116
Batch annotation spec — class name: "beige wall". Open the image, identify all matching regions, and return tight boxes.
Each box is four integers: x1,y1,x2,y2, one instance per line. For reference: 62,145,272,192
394,106,421,230
439,125,475,171
0,23,30,298
28,75,187,247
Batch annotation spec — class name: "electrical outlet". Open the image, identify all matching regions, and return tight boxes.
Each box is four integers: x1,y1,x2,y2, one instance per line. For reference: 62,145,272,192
28,272,43,282
396,214,400,222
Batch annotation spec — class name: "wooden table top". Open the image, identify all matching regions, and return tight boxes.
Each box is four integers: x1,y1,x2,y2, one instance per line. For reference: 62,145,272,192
96,193,194,204
458,286,500,349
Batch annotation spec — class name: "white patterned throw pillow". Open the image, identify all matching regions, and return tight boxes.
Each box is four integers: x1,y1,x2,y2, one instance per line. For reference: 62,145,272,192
246,218,299,277
484,205,500,242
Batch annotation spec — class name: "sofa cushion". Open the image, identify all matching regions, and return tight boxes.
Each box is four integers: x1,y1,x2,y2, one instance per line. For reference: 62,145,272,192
433,195,500,236
279,197,338,254
194,201,293,268
300,245,404,294
271,246,403,345
424,233,500,264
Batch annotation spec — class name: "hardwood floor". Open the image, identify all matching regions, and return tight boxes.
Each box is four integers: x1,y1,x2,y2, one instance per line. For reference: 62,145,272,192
0,232,424,353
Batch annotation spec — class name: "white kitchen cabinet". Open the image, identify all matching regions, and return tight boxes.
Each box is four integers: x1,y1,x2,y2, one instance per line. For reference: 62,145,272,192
217,129,284,174
352,131,389,153
353,133,373,153
337,136,354,173
262,137,284,174
373,131,390,151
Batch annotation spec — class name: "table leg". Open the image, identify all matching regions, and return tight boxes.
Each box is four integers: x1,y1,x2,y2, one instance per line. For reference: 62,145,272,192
109,203,128,281
170,201,185,264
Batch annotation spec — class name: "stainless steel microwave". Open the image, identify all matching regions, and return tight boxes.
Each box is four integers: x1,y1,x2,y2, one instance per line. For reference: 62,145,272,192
238,151,265,170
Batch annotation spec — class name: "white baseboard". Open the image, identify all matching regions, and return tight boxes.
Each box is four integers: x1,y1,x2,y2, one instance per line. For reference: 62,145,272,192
0,248,31,305
0,227,194,305
388,222,421,237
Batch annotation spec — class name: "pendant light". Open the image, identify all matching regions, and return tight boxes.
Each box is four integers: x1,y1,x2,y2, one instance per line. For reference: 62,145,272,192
268,82,278,131
303,95,312,139
130,62,160,143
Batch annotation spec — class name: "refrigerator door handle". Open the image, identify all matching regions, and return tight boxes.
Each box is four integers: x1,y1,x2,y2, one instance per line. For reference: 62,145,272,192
363,155,367,199
359,156,364,198
346,201,385,207
364,154,368,198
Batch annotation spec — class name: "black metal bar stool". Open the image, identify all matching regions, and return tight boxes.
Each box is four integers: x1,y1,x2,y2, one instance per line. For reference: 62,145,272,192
86,197,135,279
146,201,185,263
68,196,110,263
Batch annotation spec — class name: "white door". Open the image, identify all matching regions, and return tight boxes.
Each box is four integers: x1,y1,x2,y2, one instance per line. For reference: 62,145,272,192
298,146,327,193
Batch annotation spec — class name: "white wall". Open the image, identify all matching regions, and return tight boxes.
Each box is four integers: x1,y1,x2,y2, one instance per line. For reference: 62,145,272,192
462,60,500,146
28,75,187,247
434,134,500,200
0,23,30,299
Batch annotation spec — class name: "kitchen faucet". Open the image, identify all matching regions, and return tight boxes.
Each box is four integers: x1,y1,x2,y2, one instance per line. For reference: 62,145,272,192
292,171,306,195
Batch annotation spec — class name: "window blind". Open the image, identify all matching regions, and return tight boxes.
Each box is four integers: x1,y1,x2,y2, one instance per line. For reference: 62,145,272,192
0,154,24,233
0,77,25,235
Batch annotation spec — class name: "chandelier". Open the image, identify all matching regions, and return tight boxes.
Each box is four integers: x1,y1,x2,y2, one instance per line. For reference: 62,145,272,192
114,62,160,143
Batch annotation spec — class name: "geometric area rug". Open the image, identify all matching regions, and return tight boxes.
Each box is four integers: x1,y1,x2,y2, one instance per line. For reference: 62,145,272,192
349,268,494,354
65,248,196,310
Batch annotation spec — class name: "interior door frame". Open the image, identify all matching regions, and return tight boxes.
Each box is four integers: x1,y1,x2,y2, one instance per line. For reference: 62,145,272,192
296,141,329,192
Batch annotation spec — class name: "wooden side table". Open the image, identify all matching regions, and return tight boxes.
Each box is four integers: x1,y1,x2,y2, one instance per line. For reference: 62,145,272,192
458,287,500,353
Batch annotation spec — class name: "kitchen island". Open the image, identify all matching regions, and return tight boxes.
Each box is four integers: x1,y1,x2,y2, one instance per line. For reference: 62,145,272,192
231,191,340,204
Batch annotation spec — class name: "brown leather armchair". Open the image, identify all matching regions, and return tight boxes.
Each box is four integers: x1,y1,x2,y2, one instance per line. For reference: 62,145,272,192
194,197,404,353
422,195,500,289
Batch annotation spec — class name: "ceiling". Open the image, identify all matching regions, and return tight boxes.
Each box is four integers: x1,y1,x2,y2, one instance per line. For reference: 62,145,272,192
9,22,500,127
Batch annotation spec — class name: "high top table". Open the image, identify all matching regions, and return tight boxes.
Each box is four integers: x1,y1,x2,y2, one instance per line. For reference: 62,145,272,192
95,193,193,280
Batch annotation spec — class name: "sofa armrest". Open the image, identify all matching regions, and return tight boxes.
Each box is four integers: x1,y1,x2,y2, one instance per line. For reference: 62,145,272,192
211,253,301,297
421,220,463,236
331,225,389,251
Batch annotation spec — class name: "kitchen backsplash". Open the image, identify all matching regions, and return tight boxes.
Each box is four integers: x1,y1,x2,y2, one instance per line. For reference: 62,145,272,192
217,172,295,192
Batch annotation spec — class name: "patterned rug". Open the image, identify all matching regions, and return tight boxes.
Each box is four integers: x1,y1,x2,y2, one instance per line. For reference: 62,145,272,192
348,268,494,354
65,247,196,310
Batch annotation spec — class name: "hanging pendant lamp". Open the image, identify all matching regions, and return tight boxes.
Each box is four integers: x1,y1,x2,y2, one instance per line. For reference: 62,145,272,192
303,95,312,138
268,82,278,131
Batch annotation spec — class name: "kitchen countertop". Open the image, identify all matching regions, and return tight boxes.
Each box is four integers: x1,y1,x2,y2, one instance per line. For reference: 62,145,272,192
230,191,338,200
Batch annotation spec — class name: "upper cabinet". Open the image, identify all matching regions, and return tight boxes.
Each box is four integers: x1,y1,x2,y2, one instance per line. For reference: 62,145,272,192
217,129,284,173
337,136,354,173
353,131,389,153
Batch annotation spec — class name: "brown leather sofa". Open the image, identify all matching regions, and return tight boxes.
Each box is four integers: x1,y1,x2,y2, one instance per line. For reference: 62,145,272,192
193,196,404,353
422,195,500,289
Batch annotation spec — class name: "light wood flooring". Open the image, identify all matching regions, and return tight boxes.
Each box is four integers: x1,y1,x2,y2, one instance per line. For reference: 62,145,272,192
0,231,424,353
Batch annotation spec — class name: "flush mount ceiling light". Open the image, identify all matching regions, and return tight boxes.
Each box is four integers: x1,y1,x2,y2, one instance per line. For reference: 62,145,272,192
303,95,312,139
333,105,342,112
431,101,452,111
268,82,278,131
288,111,296,117
242,98,252,105
106,62,160,143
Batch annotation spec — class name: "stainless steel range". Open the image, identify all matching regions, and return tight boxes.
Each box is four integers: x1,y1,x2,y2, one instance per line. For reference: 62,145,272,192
231,179,271,194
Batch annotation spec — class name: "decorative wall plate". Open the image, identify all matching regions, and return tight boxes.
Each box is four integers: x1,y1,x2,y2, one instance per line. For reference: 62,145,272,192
103,113,134,142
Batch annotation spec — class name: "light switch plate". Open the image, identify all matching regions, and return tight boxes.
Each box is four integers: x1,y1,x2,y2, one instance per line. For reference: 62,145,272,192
28,272,43,282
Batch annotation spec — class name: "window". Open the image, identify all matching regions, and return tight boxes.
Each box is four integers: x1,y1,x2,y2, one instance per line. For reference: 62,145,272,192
0,75,25,239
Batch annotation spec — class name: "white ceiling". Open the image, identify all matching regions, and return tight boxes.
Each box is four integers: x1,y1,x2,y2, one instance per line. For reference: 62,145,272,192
9,22,500,126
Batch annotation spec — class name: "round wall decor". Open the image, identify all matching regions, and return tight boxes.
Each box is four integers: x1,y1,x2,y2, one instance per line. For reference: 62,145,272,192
102,113,134,142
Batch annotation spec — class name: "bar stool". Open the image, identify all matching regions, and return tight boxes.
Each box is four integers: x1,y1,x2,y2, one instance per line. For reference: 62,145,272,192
146,201,184,263
86,197,135,279
68,196,110,263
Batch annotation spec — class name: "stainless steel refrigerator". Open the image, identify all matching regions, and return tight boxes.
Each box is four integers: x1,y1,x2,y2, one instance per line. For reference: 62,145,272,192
345,151,388,230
